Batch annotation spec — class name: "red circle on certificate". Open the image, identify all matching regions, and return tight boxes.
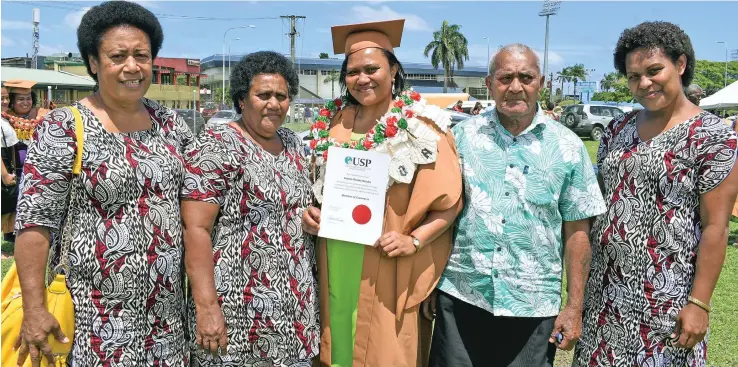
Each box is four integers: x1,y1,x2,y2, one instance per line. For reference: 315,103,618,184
352,205,372,225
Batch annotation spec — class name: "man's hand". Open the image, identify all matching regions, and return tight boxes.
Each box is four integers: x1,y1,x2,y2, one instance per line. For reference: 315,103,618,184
671,303,709,349
549,304,582,351
421,290,438,321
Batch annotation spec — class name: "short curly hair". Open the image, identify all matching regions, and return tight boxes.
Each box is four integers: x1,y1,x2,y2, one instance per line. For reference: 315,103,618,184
76,1,164,82
614,21,695,87
230,51,300,114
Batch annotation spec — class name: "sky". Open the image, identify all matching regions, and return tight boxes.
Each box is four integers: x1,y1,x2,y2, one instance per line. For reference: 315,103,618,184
1,0,737,85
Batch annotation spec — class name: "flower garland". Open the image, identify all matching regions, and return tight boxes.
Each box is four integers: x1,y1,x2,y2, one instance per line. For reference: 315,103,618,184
308,89,452,202
1,111,43,141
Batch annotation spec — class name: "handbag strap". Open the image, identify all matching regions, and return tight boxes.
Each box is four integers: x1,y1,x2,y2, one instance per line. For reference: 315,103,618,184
1,121,17,171
56,106,84,272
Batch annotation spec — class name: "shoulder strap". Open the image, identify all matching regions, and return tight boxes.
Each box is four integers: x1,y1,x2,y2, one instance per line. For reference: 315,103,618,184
69,106,84,175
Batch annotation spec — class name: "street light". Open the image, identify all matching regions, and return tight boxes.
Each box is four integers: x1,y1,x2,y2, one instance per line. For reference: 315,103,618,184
483,36,490,100
222,25,256,105
229,37,241,90
717,41,728,88
539,0,562,103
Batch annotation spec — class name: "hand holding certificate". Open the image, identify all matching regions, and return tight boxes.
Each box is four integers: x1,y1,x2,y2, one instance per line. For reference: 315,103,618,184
318,146,390,245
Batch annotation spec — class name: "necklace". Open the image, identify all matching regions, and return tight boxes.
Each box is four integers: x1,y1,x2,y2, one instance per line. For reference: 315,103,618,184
1,111,43,141
308,89,452,202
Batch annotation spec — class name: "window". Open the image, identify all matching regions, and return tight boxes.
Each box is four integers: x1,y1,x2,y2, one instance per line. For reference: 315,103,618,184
300,69,317,75
609,107,624,117
589,106,603,116
406,74,436,80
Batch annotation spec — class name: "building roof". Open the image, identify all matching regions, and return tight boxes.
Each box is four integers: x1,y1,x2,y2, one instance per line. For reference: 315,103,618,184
1,67,96,88
200,53,488,77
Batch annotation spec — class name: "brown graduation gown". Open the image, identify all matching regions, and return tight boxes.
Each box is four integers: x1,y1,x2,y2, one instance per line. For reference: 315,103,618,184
316,106,463,367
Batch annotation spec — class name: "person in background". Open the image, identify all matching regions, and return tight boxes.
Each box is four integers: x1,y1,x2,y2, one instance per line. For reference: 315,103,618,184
453,100,464,112
302,19,462,367
685,83,704,105
575,21,738,367
470,102,483,115
13,2,192,365
429,43,606,367
1,85,19,245
181,51,319,366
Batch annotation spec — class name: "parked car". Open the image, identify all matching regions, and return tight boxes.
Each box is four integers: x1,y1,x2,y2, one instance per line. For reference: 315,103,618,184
201,102,219,121
207,110,240,126
174,109,206,135
560,104,624,141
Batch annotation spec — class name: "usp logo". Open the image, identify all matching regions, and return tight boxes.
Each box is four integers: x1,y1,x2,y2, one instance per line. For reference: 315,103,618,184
344,156,372,167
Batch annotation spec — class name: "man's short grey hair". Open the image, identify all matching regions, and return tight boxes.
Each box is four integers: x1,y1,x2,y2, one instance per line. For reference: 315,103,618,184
488,43,541,76
685,84,703,96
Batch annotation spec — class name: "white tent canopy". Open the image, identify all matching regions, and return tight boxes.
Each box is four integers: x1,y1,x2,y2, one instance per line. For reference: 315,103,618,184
700,80,738,110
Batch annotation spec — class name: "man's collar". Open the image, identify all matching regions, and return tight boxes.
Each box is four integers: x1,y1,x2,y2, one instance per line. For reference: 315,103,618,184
484,103,549,136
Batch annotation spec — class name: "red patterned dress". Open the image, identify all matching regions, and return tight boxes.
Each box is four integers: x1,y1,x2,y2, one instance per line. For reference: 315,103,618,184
181,124,319,366
15,99,193,366
575,111,737,366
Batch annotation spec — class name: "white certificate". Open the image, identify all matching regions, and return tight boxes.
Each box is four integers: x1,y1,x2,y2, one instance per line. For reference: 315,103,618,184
318,146,390,245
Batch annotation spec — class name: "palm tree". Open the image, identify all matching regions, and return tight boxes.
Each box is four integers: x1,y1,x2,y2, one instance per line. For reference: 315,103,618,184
423,20,469,93
323,69,340,99
600,72,620,92
567,64,588,95
556,67,572,97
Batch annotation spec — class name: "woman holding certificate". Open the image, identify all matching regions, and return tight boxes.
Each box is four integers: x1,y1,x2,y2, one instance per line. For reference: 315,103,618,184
302,19,463,367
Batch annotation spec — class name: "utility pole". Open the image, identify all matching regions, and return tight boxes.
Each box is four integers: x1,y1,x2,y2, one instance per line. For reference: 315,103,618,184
32,8,40,69
281,15,305,123
539,1,561,104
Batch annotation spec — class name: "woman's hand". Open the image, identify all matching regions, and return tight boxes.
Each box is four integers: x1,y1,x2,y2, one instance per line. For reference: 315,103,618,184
195,303,228,356
302,206,321,235
375,231,416,257
2,172,16,186
14,307,69,367
671,303,709,348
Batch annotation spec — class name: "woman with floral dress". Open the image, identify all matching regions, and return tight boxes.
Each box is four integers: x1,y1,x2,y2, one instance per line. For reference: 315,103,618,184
13,2,192,366
575,21,738,367
181,51,319,366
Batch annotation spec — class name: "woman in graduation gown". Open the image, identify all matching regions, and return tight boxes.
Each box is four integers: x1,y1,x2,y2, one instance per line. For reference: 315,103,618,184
302,19,463,367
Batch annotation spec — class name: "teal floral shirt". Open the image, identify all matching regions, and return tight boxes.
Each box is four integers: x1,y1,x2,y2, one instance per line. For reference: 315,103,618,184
437,107,606,317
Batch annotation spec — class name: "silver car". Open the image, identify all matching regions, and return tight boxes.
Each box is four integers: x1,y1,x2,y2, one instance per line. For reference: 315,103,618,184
561,104,624,141
207,110,240,126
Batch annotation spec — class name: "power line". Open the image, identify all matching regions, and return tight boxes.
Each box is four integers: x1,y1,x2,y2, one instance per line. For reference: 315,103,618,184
7,1,279,22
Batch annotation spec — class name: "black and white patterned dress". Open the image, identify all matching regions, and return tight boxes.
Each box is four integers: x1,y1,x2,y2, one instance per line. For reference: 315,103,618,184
15,99,193,366
574,111,737,366
181,124,319,366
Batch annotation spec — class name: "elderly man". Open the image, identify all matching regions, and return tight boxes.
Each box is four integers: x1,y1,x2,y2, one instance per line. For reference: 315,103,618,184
685,83,703,105
428,44,606,366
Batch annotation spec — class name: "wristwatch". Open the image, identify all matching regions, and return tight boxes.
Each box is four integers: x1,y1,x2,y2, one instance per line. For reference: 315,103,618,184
411,235,421,253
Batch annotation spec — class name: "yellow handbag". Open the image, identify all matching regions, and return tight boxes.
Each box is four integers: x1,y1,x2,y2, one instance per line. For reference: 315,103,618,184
1,106,84,367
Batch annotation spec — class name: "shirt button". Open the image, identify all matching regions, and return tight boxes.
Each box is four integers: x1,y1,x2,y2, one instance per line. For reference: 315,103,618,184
505,192,510,196
501,219,506,224
509,164,514,168
512,138,518,143
496,247,502,252
493,270,499,278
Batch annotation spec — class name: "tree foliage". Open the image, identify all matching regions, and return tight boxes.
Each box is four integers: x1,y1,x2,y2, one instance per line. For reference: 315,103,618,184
423,20,469,93
319,52,329,59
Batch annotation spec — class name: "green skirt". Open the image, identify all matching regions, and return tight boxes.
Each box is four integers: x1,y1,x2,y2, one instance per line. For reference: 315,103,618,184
326,239,365,367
